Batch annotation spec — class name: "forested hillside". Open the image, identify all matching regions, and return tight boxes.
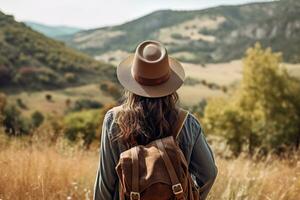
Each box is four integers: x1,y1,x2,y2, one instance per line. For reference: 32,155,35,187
62,0,300,63
0,11,115,91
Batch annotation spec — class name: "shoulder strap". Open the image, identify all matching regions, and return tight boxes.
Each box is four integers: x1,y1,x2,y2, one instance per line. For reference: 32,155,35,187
174,108,189,139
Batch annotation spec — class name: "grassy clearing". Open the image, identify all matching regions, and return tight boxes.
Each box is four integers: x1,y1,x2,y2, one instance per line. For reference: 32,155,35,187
0,138,299,200
7,84,114,117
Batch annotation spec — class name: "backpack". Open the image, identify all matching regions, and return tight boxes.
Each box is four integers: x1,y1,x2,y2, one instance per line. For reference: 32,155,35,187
115,109,200,200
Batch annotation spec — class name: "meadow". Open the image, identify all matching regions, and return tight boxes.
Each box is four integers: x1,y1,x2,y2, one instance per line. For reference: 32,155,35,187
0,136,299,200
1,1,300,199
2,46,300,200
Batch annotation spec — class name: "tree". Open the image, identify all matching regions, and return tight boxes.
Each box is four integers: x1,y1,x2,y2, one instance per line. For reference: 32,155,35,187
240,43,299,152
203,43,300,156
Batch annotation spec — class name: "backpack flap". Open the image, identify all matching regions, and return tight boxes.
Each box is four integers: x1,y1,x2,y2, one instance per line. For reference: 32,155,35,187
116,136,189,200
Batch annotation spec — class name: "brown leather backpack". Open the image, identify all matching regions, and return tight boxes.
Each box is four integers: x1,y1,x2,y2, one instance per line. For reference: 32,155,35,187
115,109,200,200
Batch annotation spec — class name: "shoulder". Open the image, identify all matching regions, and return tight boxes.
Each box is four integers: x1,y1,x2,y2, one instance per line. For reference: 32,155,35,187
103,105,123,123
185,112,202,133
102,106,123,136
178,110,203,143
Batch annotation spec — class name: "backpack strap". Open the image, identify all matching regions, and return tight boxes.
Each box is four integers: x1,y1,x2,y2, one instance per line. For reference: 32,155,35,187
174,108,189,139
155,139,185,199
130,146,140,200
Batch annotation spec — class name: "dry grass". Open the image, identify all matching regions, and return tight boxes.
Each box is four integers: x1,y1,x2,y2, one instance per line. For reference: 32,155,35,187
0,138,299,200
0,138,99,200
209,155,300,200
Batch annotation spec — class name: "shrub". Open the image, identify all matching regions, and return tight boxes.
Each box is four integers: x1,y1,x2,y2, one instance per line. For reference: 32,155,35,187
184,76,201,86
31,111,44,128
63,110,101,148
207,83,220,90
3,104,31,136
65,98,71,107
72,99,103,111
0,93,6,124
221,86,228,93
16,98,27,109
45,94,52,101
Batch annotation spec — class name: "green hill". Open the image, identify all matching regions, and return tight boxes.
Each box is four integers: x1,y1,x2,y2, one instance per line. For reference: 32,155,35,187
0,11,116,91
62,0,300,63
24,21,82,38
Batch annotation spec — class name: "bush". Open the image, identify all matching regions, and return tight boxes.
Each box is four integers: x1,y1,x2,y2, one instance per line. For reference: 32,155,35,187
31,111,44,128
63,110,101,148
221,86,228,93
65,98,71,107
0,93,6,124
45,94,52,101
184,76,201,86
3,104,32,135
72,99,103,111
16,98,27,109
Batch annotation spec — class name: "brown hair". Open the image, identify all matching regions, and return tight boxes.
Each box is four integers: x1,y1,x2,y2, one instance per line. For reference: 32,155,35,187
114,90,180,147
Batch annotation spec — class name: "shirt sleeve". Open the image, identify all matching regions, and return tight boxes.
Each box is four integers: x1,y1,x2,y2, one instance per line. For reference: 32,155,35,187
93,110,118,200
189,117,218,200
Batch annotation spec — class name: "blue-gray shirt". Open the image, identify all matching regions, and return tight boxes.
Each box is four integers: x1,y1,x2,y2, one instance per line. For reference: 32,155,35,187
93,107,218,200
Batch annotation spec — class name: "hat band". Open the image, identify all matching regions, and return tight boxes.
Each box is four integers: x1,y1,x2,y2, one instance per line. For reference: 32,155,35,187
133,71,170,86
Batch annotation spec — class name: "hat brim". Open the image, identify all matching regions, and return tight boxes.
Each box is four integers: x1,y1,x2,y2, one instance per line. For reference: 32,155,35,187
117,54,185,98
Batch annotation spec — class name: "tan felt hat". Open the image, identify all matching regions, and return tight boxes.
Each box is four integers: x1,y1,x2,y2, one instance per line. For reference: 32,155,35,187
117,40,185,98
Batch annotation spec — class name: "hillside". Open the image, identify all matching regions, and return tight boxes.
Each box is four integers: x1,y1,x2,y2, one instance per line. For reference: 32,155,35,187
62,0,300,63
24,21,82,38
0,11,116,91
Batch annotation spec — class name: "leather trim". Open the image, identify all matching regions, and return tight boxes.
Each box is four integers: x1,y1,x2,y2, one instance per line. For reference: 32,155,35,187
131,146,139,193
175,109,189,140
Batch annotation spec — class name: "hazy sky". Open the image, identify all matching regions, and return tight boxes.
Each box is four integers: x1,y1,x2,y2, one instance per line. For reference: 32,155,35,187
0,0,274,29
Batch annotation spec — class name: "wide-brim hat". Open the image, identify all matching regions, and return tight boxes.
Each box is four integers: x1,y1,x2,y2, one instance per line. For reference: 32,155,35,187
117,40,185,98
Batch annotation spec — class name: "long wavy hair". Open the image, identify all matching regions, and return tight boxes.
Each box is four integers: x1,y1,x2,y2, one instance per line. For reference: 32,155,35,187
114,90,180,147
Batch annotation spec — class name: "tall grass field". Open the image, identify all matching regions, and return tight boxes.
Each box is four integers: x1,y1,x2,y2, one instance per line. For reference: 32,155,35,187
0,138,299,200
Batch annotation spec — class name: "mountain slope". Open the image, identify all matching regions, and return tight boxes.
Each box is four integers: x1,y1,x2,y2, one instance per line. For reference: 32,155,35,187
0,11,115,91
62,0,300,63
24,21,82,38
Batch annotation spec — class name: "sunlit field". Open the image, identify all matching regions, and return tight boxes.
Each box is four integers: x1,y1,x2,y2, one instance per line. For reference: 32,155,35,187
0,138,299,200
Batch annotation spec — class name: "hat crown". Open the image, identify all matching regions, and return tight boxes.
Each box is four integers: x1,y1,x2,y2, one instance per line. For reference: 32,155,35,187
142,44,162,61
132,40,170,86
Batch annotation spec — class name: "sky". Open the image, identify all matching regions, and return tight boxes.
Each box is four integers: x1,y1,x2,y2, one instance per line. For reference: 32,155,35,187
0,0,275,29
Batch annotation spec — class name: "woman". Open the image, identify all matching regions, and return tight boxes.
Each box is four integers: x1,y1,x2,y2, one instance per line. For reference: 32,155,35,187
93,40,217,200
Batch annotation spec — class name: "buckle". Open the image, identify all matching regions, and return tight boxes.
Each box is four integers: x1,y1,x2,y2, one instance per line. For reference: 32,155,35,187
130,192,140,200
172,183,183,195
